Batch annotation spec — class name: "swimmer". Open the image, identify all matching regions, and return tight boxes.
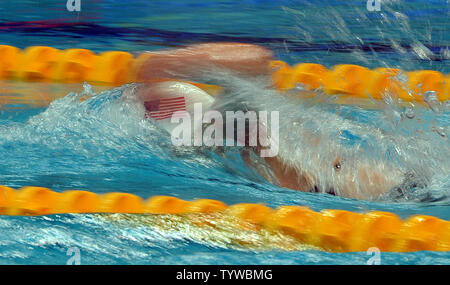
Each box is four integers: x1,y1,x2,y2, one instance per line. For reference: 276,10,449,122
134,42,414,200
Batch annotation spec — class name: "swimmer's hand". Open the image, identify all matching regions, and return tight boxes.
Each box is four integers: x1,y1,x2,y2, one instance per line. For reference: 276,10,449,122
136,42,274,82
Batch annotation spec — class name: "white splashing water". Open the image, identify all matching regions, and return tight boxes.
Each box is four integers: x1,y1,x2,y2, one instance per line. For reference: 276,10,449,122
200,70,449,201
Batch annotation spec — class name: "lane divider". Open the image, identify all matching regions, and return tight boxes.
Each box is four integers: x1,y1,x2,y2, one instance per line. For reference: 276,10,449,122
1,185,449,252
271,60,449,102
0,45,448,103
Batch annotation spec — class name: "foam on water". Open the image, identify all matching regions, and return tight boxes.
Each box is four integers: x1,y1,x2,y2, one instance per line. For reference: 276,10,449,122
198,70,450,201
1,78,448,202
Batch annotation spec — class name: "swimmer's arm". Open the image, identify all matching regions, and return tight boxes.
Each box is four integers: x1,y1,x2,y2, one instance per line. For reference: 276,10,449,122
136,42,274,82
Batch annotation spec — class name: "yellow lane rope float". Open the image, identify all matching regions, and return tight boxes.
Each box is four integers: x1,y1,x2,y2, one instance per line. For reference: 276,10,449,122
0,185,449,253
0,45,448,103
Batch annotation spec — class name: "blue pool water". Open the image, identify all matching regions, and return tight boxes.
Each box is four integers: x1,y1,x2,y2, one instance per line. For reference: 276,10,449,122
0,0,449,264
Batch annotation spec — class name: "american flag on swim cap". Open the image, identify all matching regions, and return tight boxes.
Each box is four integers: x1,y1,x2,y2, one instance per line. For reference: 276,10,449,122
144,96,186,120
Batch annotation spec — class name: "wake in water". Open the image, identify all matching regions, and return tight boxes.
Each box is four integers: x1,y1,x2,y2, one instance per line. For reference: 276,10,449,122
0,75,448,202
182,70,449,201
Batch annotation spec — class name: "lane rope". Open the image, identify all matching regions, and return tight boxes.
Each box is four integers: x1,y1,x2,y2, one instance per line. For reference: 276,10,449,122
0,185,448,252
0,45,448,102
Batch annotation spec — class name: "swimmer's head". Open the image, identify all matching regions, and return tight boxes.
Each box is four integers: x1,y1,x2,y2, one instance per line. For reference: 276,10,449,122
334,162,403,199
305,156,405,199
268,137,406,200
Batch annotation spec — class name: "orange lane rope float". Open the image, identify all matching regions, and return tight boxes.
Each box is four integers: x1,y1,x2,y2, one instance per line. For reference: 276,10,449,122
0,185,449,253
0,45,448,103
